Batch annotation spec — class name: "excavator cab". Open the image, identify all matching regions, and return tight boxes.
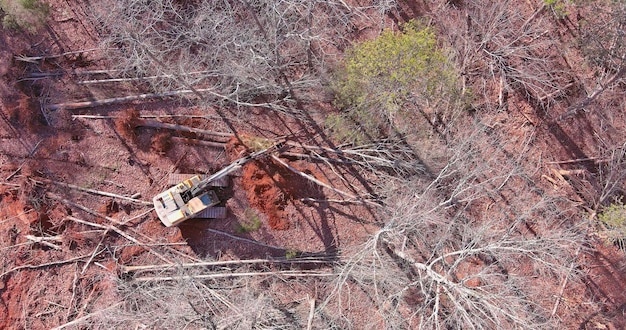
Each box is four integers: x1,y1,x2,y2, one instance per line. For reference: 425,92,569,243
153,175,223,227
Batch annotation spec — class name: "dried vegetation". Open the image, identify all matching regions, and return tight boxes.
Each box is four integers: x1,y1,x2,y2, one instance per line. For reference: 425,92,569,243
1,0,626,329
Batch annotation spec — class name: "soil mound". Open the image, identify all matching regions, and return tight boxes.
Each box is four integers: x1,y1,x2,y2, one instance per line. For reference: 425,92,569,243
226,136,324,230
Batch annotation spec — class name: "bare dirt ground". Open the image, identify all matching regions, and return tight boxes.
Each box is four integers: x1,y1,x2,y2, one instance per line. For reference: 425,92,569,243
0,0,625,329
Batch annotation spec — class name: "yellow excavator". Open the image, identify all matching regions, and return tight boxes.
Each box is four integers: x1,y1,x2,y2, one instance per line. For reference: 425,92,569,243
153,145,279,227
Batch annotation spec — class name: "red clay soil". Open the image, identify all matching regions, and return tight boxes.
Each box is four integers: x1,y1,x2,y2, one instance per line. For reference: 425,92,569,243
241,159,291,230
226,135,290,229
226,135,326,230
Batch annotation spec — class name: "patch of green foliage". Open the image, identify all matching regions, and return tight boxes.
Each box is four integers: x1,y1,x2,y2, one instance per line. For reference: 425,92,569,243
598,198,626,251
235,208,262,234
544,0,569,18
330,20,462,143
0,0,49,32
285,249,300,259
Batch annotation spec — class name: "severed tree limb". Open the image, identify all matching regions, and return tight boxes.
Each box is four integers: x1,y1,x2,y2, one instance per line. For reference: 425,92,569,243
122,256,334,273
46,197,196,263
14,48,102,63
557,169,586,176
46,194,180,264
46,192,123,225
307,297,316,330
24,235,63,250
279,151,356,164
551,247,581,316
547,157,606,164
119,207,155,225
77,70,216,84
134,270,335,282
137,119,232,138
271,155,382,207
37,178,151,205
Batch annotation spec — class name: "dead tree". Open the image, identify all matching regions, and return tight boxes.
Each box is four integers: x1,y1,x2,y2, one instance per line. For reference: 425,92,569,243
90,0,377,113
435,0,570,105
322,124,585,329
559,1,626,119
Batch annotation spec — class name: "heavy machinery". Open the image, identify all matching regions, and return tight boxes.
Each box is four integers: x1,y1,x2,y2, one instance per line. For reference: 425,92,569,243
153,146,277,227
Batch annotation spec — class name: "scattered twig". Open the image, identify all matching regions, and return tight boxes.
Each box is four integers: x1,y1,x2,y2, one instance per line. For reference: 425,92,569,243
50,302,123,330
6,139,43,181
0,209,33,226
66,216,172,264
81,231,109,274
72,69,122,75
77,71,215,84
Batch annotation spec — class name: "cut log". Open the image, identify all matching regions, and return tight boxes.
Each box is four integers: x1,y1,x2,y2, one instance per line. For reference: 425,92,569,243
133,270,335,282
138,119,232,138
46,89,214,111
122,257,333,273
14,48,101,63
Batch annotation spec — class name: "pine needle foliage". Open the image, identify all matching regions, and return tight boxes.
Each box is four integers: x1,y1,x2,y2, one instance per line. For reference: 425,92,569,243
330,20,460,143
